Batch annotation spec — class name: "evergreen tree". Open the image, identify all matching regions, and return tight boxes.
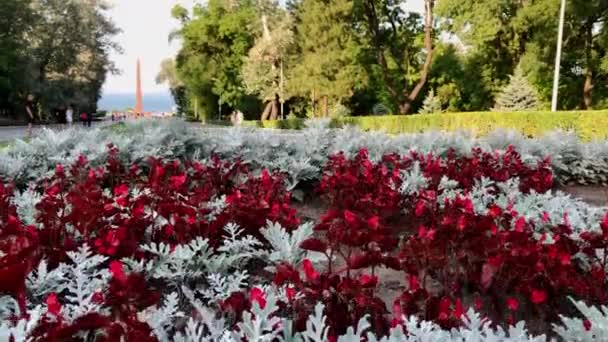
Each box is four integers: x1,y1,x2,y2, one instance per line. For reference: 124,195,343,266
289,0,366,117
419,89,443,114
493,69,540,112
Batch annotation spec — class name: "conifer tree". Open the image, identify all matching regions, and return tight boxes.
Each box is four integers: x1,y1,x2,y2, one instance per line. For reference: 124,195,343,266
419,89,443,114
494,68,540,112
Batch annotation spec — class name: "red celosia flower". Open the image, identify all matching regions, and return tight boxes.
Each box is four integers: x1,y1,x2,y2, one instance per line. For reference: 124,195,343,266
92,291,104,304
531,289,547,304
559,252,571,266
46,292,61,316
249,287,266,309
584,319,592,331
286,287,296,302
514,217,526,232
343,210,357,224
302,259,319,282
367,216,380,230
506,297,519,311
170,175,187,189
488,205,502,218
453,298,464,319
541,211,550,223
109,261,127,283
55,164,64,176
456,215,467,231
408,275,420,292
300,238,327,253
415,201,426,217
359,274,378,288
438,297,451,320
113,184,129,197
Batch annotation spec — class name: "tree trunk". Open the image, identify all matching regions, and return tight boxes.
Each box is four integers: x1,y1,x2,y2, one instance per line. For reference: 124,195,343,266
312,89,316,117
402,0,435,114
269,96,279,120
261,101,273,121
583,22,593,109
322,96,329,117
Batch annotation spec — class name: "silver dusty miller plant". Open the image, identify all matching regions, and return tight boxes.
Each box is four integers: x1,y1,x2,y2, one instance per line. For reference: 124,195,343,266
4,119,608,188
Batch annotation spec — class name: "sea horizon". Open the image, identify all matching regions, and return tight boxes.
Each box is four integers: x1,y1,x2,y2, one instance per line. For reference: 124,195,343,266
98,92,176,112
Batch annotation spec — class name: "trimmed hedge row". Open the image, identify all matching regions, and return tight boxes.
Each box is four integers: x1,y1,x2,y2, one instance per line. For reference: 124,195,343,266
242,110,608,140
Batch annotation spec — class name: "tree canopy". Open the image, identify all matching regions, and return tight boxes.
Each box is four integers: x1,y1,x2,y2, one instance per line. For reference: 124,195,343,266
0,0,120,119
166,0,608,119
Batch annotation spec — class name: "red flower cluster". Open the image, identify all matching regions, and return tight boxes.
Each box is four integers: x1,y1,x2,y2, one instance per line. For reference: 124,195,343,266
0,147,300,340
290,148,604,337
0,145,603,340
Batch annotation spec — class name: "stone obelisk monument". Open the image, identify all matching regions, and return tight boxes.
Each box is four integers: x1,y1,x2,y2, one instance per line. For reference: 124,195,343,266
135,58,143,115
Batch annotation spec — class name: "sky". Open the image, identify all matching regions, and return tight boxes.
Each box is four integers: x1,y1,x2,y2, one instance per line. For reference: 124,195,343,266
102,0,425,95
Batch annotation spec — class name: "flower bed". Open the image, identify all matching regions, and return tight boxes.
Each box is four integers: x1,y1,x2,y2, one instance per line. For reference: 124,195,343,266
2,130,608,340
3,120,608,189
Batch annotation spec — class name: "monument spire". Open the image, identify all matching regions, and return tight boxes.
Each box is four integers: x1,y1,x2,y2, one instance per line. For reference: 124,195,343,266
135,58,143,114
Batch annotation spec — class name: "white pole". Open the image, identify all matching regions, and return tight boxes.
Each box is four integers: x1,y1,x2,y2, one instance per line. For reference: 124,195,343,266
551,0,566,112
280,59,284,120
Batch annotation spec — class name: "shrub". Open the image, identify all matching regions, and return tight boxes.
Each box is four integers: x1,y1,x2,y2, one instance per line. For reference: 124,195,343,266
493,69,540,112
245,110,608,141
419,90,443,114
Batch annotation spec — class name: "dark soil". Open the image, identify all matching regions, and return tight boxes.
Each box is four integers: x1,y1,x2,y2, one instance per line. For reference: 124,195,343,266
558,185,608,207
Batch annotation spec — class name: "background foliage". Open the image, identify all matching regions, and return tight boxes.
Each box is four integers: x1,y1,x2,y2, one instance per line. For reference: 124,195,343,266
167,0,608,120
0,0,120,121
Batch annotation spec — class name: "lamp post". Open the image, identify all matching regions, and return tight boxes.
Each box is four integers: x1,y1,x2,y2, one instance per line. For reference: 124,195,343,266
551,0,567,112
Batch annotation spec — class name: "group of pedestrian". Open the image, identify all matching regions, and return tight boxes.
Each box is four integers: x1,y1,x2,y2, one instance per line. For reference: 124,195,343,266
24,95,94,138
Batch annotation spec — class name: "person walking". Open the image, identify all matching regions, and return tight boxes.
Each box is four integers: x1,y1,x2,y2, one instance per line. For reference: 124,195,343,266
25,94,35,139
65,104,74,127
86,111,93,127
80,112,88,127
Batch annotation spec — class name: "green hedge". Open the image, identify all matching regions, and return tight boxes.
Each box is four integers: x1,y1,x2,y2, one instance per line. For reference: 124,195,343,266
242,110,608,140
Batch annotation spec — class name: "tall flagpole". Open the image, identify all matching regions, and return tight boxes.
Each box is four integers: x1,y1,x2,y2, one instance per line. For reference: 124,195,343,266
551,0,566,112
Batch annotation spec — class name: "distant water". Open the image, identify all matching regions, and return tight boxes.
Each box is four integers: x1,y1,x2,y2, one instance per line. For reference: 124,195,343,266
98,92,175,112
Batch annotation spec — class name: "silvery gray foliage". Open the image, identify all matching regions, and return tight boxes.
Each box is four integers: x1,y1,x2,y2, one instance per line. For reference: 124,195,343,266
148,289,550,342
261,220,318,265
3,119,608,187
200,272,250,302
399,161,429,196
12,188,42,227
0,306,43,342
131,236,213,284
0,296,20,320
140,292,184,342
554,298,608,341
431,177,606,241
26,260,67,300
61,245,111,321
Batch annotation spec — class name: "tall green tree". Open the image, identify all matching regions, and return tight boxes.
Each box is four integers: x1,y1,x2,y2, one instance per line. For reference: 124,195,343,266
156,58,188,117
435,0,608,109
242,4,295,120
356,0,436,114
173,0,260,120
0,0,119,118
563,0,608,109
289,0,367,117
0,0,34,116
